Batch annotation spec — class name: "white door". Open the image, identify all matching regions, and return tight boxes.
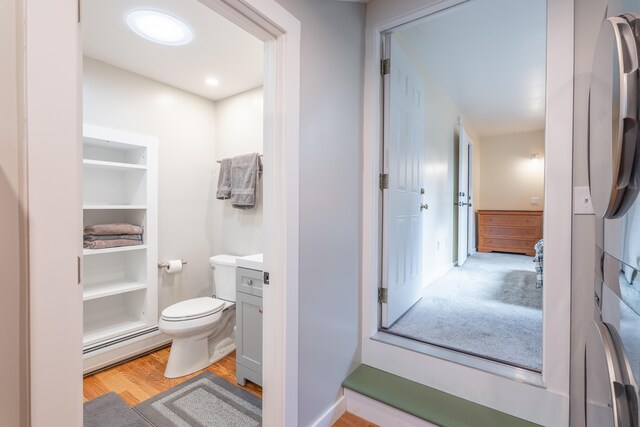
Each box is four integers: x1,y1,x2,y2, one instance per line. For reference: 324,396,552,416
457,126,471,266
382,34,425,328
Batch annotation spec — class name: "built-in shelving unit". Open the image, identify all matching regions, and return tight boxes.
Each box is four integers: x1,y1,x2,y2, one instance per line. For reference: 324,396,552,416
82,124,158,351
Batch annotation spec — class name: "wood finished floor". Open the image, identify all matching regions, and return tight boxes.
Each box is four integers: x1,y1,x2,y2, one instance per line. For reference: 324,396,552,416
83,346,376,426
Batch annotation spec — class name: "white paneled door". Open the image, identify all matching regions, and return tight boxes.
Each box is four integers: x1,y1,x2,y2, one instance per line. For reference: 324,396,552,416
457,126,471,266
381,34,425,328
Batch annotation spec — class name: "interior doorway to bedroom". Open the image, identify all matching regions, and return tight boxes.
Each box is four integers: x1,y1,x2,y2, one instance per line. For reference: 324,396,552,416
379,0,546,372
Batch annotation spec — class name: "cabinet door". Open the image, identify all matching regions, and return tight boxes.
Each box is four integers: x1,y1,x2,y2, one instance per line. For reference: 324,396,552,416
236,291,263,373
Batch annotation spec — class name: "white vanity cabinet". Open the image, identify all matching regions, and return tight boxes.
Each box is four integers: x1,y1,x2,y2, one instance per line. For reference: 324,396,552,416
236,266,263,387
82,125,161,373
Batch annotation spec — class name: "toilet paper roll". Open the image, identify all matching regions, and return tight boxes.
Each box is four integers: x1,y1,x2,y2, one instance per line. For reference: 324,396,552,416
166,259,183,274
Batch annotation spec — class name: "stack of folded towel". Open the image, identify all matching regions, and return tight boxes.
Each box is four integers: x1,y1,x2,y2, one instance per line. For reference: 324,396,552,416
83,223,143,250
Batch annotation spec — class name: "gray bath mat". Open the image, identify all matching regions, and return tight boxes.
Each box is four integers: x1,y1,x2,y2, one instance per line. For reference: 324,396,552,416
133,371,262,427
84,392,150,427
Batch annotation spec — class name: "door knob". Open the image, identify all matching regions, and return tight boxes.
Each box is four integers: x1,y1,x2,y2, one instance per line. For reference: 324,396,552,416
420,203,429,211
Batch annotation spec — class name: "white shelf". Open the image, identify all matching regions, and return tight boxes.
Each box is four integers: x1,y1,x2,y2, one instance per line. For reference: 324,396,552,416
83,314,147,346
83,159,147,171
83,245,147,256
83,204,147,210
83,281,147,301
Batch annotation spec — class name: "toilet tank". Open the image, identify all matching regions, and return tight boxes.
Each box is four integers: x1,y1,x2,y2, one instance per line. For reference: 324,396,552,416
209,254,238,302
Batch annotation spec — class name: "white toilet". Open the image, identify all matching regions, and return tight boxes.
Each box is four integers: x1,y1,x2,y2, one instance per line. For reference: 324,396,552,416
159,254,238,378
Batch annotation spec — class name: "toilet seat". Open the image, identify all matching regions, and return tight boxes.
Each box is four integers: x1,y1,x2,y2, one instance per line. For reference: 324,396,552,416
161,297,225,322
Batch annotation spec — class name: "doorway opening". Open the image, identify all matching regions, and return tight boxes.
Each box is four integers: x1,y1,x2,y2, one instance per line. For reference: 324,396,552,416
379,0,546,372
80,0,270,422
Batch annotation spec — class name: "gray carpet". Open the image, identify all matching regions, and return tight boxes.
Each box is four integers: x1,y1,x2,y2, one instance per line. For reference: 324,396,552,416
134,371,262,427
84,392,150,427
388,252,543,370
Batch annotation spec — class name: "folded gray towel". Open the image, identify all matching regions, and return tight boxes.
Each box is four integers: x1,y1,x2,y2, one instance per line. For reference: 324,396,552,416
216,158,232,199
230,153,259,208
83,234,142,242
84,223,143,235
83,239,143,250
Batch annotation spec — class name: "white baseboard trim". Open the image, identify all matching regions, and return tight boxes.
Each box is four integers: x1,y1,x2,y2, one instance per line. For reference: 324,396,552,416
310,395,346,427
344,389,439,427
83,330,171,375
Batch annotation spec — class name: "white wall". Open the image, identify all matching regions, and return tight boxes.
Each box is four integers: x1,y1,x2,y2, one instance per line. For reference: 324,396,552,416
83,57,218,311
271,0,365,425
396,37,481,282
421,66,475,282
0,0,27,425
478,130,545,211
210,87,264,257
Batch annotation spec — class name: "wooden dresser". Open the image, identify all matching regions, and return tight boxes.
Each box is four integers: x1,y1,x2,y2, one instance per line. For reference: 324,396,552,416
477,210,542,256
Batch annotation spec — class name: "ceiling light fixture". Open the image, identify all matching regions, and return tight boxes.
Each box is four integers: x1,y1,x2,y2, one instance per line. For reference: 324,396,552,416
126,10,193,46
205,77,220,86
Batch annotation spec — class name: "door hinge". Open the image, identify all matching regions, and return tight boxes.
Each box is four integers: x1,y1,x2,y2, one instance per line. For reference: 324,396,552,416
378,287,388,304
263,271,270,285
379,173,389,190
381,58,390,76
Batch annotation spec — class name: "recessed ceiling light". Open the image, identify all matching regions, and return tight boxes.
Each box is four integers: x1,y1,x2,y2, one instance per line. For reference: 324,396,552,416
205,77,220,86
126,10,192,46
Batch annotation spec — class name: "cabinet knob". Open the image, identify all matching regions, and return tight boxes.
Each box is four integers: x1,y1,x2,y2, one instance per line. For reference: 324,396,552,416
246,279,253,285
258,307,263,314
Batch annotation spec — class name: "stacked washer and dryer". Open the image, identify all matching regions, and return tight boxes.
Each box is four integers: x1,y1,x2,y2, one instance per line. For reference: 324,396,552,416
587,11,640,427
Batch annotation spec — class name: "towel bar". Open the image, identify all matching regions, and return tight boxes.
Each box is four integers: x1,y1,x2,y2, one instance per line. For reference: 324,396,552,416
158,259,187,268
216,154,263,173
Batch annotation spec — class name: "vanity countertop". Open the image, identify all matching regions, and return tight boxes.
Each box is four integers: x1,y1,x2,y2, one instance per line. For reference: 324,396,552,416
236,253,263,271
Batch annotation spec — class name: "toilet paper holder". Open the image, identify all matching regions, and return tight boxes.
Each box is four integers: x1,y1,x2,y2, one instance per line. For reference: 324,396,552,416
158,259,188,269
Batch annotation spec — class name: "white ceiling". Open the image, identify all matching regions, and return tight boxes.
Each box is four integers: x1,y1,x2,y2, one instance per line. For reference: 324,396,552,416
83,0,264,101
397,0,546,137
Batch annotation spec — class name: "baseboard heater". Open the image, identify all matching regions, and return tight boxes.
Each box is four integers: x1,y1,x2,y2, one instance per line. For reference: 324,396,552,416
83,326,160,354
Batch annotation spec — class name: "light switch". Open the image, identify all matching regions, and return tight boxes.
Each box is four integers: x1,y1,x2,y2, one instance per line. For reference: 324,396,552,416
574,186,595,215
530,197,540,206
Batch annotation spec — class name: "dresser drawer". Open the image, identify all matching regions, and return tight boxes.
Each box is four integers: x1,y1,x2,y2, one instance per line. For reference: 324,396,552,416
481,226,539,238
480,237,538,250
236,267,263,297
479,215,541,227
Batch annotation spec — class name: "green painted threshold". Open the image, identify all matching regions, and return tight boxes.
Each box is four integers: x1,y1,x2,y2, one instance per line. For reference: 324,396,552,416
342,365,540,427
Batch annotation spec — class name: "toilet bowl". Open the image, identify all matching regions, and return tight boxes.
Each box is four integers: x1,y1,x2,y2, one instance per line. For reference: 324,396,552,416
159,254,238,378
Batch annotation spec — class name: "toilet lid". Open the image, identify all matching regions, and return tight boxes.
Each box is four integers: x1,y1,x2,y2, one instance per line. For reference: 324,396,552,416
161,297,225,321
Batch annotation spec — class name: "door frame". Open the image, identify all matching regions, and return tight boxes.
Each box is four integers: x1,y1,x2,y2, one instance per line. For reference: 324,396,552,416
361,0,573,425
24,0,300,425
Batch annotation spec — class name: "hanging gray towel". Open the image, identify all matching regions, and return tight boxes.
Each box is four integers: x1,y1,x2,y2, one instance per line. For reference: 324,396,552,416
216,158,232,199
230,153,259,208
